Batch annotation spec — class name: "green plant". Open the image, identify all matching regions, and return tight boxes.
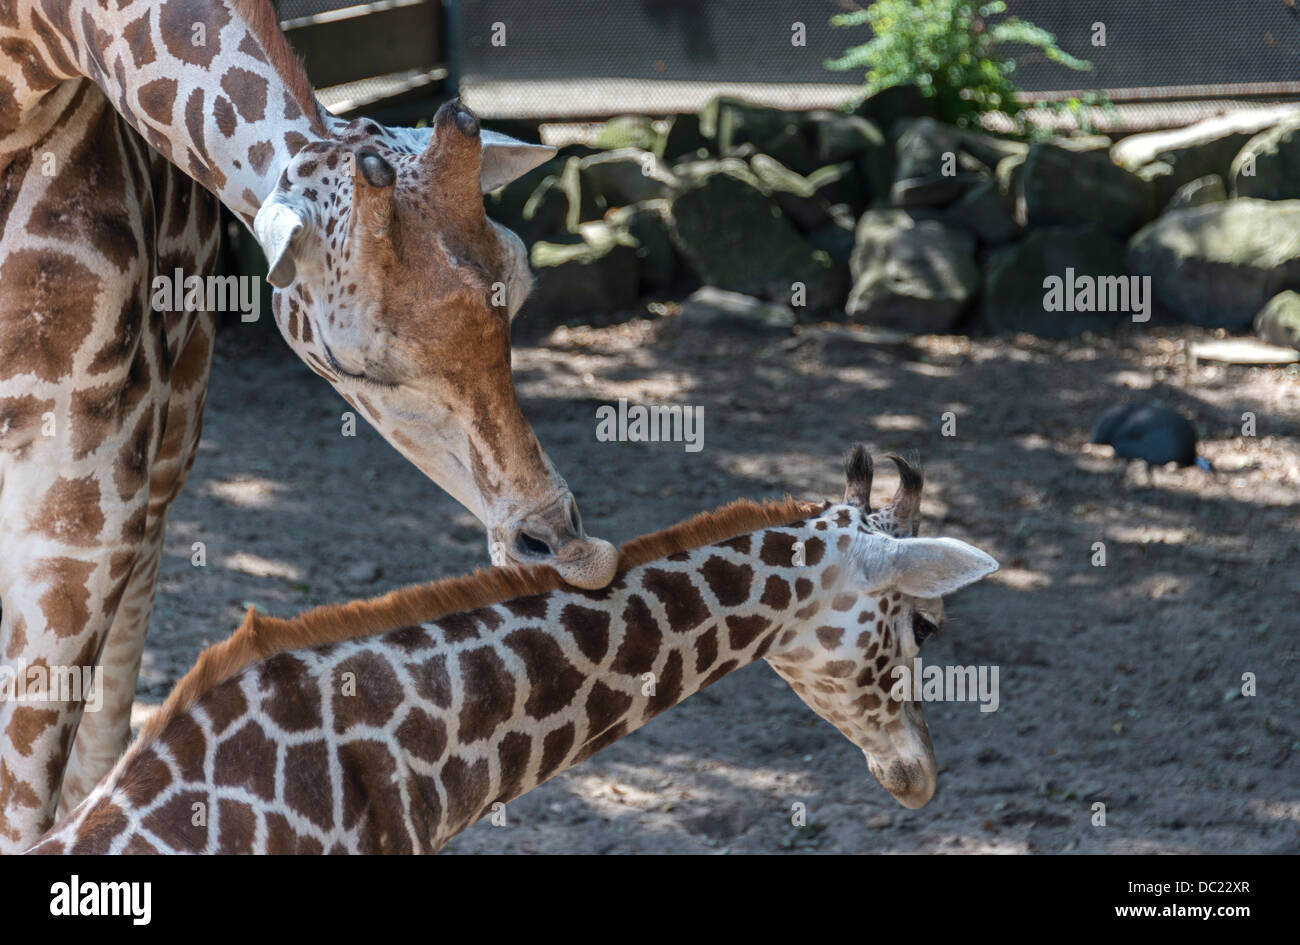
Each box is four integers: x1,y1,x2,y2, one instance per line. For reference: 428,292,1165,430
825,0,1093,129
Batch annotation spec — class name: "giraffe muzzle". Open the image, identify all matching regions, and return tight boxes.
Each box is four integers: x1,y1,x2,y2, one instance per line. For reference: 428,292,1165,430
498,495,619,590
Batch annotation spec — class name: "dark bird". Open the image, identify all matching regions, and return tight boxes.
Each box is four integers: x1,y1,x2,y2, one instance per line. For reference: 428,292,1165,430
1091,403,1212,483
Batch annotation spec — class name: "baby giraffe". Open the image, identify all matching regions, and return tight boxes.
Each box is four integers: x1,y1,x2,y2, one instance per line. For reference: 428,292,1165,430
29,447,997,854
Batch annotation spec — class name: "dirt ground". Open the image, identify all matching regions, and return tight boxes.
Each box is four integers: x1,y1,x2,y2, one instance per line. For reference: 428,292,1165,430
139,310,1299,854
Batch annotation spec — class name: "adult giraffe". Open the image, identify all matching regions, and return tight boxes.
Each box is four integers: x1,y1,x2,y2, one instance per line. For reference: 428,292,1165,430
0,0,617,852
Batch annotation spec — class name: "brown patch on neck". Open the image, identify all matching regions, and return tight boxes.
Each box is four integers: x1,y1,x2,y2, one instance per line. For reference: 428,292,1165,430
137,496,817,747
230,0,327,136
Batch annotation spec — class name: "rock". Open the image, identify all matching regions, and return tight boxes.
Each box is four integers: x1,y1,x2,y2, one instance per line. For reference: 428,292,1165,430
700,96,817,174
890,118,984,208
852,83,935,132
593,115,659,151
1127,198,1300,329
1254,290,1300,350
525,227,640,323
806,162,870,216
657,113,709,163
846,209,979,332
579,148,678,206
983,226,1129,337
344,561,382,585
606,200,678,290
808,111,887,164
1019,143,1155,236
943,176,1020,246
951,126,1030,169
668,158,846,309
678,286,795,334
807,214,856,265
1112,107,1300,205
1232,115,1300,200
1166,174,1227,210
748,154,832,230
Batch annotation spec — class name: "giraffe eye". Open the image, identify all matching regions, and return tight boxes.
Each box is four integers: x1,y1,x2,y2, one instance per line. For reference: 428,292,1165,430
912,612,938,646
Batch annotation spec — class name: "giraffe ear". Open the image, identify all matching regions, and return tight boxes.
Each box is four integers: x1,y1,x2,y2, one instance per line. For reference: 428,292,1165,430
479,129,555,193
253,195,308,288
859,535,998,598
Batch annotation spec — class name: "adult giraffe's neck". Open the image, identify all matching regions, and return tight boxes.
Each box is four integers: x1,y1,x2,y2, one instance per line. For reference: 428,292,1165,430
421,525,810,847
39,0,327,220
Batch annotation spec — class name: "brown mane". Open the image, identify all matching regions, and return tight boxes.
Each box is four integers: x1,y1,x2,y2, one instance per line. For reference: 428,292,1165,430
233,0,329,136
137,496,818,745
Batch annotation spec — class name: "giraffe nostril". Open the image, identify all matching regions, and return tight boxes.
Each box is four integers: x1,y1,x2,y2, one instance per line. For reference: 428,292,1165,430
515,531,552,559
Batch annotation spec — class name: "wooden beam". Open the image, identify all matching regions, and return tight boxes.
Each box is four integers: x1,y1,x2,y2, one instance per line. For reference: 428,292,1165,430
281,0,442,91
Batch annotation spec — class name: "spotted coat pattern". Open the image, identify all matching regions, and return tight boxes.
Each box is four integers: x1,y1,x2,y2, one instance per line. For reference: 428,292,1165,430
0,0,612,853
30,456,999,854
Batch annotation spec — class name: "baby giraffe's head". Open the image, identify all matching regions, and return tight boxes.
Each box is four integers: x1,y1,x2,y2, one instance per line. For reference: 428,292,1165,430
765,446,998,808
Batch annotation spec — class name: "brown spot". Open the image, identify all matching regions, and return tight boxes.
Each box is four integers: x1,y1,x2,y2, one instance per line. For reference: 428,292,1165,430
397,709,447,766
610,595,661,675
412,653,452,709
332,651,403,733
138,77,176,123
122,12,155,67
643,569,708,632
585,681,632,739
247,140,274,175
795,578,813,601
816,626,844,650
141,790,209,851
701,658,739,688
0,250,100,383
537,722,575,782
71,796,130,854
562,604,610,662
28,476,103,545
694,625,718,673
32,557,96,638
283,740,331,829
159,714,206,781
440,754,490,836
160,0,230,67
5,704,58,755
494,731,532,805
759,531,797,566
700,555,753,606
217,799,257,853
832,593,857,612
213,95,237,137
803,537,826,565
119,748,172,807
503,626,584,719
760,574,791,610
113,409,154,501
260,653,322,732
726,614,770,650
820,565,841,589
337,738,410,852
824,660,855,678
0,394,55,450
646,650,683,717
200,677,247,736
456,647,515,743
221,66,268,122
214,722,278,800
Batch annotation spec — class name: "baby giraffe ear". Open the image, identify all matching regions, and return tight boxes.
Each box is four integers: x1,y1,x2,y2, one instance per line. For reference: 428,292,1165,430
253,194,308,288
479,129,556,193
861,535,999,598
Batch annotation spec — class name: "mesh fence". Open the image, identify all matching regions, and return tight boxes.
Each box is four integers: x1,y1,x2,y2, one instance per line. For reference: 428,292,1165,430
451,0,1300,120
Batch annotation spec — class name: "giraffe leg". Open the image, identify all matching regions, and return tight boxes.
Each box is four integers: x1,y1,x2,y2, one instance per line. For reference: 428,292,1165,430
57,316,216,815
0,472,154,852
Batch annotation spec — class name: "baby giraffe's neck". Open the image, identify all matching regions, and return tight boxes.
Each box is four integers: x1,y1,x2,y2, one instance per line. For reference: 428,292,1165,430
31,518,835,854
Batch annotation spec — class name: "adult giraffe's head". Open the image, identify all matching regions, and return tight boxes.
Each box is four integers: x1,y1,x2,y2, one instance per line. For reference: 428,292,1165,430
251,101,616,588
765,447,998,809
